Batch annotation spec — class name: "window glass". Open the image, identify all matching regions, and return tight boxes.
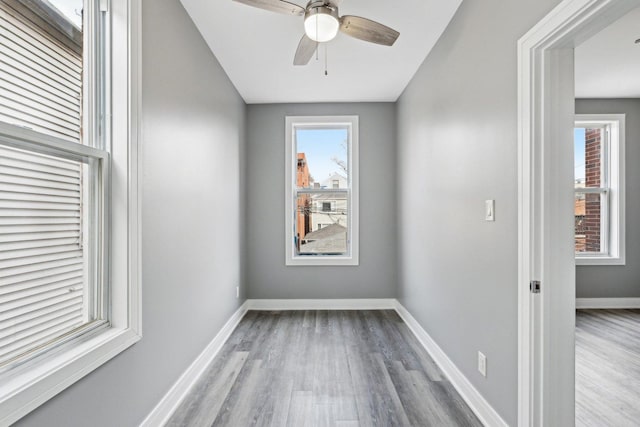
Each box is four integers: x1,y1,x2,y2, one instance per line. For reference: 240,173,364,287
295,193,348,255
0,0,107,369
294,127,349,257
0,144,98,367
295,128,348,189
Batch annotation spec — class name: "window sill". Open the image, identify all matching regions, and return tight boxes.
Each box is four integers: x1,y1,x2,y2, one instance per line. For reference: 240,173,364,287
287,256,359,266
0,326,141,426
576,256,625,266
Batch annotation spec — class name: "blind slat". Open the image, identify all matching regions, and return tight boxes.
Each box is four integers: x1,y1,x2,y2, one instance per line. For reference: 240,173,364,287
0,200,81,211
0,315,84,364
0,70,79,113
0,164,81,184
0,260,82,288
0,256,82,280
0,238,81,254
0,105,79,141
0,274,82,305
0,217,80,226
0,156,81,178
0,55,79,100
0,80,78,120
0,92,80,130
0,191,80,205
0,288,81,321
0,281,83,320
0,145,80,171
1,34,81,83
0,3,82,71
0,223,80,234
0,304,82,340
0,295,81,333
0,209,80,218
0,248,81,269
0,183,80,199
0,230,82,244
0,174,80,192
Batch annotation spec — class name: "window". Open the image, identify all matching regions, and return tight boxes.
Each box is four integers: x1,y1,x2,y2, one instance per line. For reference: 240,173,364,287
285,116,359,266
0,0,140,423
0,0,107,369
574,114,625,265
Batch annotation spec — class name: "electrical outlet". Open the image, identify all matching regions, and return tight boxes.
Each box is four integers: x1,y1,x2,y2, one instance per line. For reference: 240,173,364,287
478,351,487,377
236,286,239,299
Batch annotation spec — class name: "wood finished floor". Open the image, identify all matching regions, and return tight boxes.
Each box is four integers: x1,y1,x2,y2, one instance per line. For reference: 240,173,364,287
576,309,640,427
168,310,481,427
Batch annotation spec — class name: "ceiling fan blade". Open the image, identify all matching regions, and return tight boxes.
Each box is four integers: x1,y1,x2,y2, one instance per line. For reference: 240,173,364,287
294,34,318,66
233,0,304,16
339,15,400,46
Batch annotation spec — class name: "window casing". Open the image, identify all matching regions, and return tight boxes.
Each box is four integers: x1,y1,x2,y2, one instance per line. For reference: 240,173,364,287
285,116,359,266
574,114,625,265
0,0,141,423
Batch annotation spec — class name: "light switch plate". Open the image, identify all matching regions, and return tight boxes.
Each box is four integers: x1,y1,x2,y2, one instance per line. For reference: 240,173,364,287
478,351,487,377
485,200,495,221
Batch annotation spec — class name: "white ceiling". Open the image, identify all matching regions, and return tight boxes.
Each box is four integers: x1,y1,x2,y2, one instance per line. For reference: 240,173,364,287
575,6,640,98
180,0,462,104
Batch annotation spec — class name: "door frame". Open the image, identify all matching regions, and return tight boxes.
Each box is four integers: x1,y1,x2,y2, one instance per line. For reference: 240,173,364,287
517,0,639,425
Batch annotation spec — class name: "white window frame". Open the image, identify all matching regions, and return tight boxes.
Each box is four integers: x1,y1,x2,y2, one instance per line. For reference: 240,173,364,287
575,114,625,265
285,116,359,266
0,0,141,424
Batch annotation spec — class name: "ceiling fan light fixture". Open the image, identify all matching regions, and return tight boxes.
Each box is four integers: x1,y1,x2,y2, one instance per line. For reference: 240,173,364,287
304,6,339,42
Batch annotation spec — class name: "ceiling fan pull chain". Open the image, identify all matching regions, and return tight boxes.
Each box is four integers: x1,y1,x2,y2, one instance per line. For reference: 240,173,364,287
325,43,328,76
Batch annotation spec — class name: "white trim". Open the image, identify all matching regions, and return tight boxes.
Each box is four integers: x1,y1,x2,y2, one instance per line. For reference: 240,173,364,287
0,1,143,423
393,301,508,427
246,298,395,310
517,1,639,425
284,115,359,266
140,302,249,427
576,298,640,309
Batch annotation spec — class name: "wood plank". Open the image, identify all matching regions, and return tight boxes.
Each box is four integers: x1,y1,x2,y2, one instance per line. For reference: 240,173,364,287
166,310,482,427
576,309,640,427
166,351,249,427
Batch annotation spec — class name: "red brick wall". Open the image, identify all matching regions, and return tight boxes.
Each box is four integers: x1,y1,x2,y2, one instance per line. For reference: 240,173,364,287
584,129,601,252
296,153,312,241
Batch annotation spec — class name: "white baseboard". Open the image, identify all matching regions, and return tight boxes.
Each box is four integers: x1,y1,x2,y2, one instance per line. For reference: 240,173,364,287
576,297,640,309
393,301,508,427
139,301,248,427
246,298,396,310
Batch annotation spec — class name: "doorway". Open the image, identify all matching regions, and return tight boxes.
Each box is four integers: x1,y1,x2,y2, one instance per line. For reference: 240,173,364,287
517,0,640,425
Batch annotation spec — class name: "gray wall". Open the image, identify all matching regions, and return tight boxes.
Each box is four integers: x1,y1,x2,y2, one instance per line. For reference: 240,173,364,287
15,0,247,425
246,103,397,299
576,98,640,298
396,0,561,424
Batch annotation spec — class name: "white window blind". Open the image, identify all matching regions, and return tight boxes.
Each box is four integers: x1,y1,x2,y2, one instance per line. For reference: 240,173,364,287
0,0,83,143
0,143,87,367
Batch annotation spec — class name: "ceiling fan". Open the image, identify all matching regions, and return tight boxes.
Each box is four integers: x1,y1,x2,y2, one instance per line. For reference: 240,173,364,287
233,0,400,66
